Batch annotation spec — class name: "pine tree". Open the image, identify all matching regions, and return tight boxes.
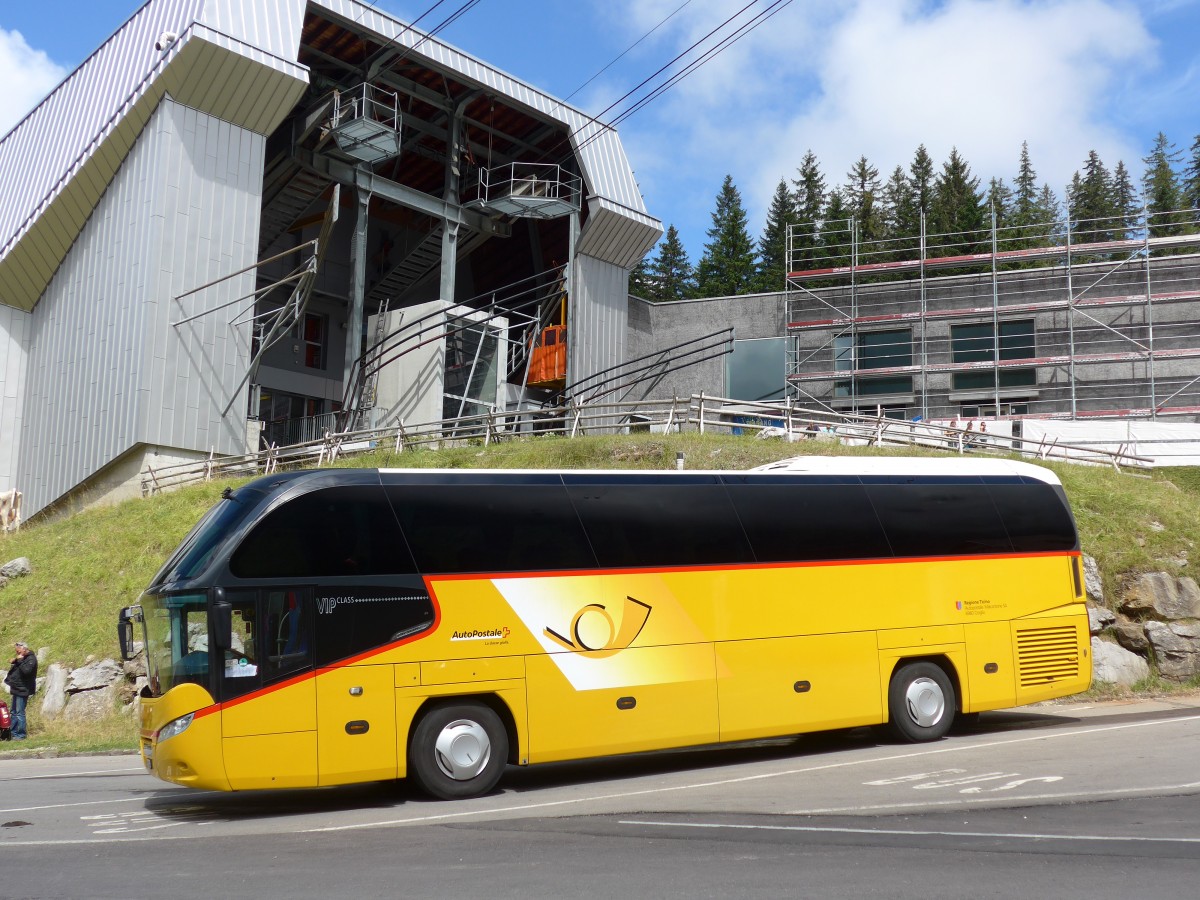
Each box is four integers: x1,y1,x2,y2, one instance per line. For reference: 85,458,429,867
1111,160,1139,240
694,175,758,297
1069,150,1115,245
986,177,1013,228
928,148,985,256
1142,132,1184,237
1011,141,1049,248
628,253,652,298
648,224,695,302
791,150,826,271
882,164,917,254
1036,183,1063,245
817,188,852,271
844,155,885,246
1184,133,1200,211
909,145,935,221
755,178,798,292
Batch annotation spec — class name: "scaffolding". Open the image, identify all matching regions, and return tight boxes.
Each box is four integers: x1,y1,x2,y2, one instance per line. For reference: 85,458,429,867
785,207,1200,422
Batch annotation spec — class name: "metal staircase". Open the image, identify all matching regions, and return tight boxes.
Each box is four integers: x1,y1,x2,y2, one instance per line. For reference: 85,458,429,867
366,227,493,308
259,158,333,254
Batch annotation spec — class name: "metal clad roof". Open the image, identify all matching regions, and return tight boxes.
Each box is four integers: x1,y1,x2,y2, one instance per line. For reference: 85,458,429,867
312,0,656,221
0,0,308,312
0,0,205,260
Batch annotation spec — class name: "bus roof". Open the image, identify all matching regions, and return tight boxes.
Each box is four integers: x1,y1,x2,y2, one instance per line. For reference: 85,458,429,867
749,456,1062,485
368,456,1061,486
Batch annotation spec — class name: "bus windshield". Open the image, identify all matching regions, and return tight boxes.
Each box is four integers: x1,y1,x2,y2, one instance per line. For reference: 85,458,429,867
142,592,210,696
151,491,259,587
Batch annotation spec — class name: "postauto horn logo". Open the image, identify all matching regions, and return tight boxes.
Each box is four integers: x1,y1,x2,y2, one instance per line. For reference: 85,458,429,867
544,596,652,658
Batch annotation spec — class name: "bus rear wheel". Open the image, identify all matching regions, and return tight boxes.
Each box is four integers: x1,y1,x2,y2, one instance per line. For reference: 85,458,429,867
409,703,508,800
888,662,955,743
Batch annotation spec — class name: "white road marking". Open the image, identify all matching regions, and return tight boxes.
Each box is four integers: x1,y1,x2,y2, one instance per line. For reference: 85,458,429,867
618,818,1200,844
0,767,144,781
309,712,1200,833
788,781,1200,815
0,797,146,814
3,711,1199,845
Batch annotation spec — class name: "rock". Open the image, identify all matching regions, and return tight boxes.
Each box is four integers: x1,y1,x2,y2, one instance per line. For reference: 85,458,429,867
1083,555,1104,605
1088,605,1116,634
67,659,123,693
1149,521,1165,533
0,557,31,578
63,686,116,722
1113,620,1150,653
1119,573,1200,621
36,647,49,664
122,656,148,679
39,663,68,720
1091,638,1150,686
1145,621,1200,680
0,575,8,590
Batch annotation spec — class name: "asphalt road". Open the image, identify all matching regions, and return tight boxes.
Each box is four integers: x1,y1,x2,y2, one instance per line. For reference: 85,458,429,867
2,696,1199,899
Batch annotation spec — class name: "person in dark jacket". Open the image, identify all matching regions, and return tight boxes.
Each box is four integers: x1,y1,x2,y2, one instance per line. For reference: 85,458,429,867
5,641,37,740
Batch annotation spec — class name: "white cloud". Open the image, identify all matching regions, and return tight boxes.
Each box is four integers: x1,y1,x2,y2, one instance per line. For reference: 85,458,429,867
0,28,67,137
612,0,1157,253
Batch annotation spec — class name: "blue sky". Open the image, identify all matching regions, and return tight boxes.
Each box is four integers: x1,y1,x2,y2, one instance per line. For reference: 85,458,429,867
3,0,1199,264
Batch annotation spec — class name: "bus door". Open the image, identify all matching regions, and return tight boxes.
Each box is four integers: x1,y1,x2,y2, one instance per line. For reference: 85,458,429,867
218,588,317,789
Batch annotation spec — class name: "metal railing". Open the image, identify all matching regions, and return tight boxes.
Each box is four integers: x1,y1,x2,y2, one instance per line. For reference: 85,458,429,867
139,395,1154,497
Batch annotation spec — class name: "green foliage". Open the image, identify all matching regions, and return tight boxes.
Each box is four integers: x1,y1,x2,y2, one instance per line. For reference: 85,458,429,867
928,147,985,256
695,175,758,297
844,156,885,245
790,150,826,270
1184,133,1200,211
647,224,696,302
755,178,798,293
908,144,935,216
1069,150,1116,244
1142,132,1185,237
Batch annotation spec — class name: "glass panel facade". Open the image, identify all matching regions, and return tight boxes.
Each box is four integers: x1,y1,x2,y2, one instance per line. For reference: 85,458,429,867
728,337,786,401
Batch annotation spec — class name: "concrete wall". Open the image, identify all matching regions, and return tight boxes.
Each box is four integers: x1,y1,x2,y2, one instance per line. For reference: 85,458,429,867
627,291,786,401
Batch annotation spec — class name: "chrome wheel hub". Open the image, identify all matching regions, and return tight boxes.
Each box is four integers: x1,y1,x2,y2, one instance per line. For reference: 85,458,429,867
433,719,492,781
904,677,945,728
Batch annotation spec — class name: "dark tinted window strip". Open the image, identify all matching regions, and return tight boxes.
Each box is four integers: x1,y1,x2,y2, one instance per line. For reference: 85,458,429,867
561,473,722,486
381,471,566,487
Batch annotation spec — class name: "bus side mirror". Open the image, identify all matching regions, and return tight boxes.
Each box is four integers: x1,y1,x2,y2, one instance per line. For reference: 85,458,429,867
117,608,137,661
212,601,233,652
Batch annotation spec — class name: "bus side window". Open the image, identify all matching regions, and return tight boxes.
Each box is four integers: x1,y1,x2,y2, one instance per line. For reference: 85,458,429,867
264,589,311,679
221,594,261,699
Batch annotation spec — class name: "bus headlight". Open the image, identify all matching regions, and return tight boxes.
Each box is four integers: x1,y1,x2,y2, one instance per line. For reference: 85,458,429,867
156,713,195,743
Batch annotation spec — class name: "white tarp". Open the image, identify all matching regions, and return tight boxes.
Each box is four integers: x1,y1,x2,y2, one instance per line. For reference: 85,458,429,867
1018,419,1200,467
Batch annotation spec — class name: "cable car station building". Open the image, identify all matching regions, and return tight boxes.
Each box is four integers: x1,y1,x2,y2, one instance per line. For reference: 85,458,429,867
0,0,660,519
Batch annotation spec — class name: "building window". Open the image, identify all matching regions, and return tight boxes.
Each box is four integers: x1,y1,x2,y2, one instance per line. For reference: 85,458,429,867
301,313,327,369
832,329,913,398
834,375,914,397
834,329,912,371
728,337,786,401
951,319,1035,391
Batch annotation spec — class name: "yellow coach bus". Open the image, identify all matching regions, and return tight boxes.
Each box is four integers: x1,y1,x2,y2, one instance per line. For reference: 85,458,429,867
118,457,1090,799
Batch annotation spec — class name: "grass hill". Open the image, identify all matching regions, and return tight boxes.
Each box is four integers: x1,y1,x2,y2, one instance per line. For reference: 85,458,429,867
2,432,1199,751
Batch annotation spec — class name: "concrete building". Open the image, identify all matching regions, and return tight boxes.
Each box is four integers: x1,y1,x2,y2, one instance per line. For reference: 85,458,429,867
631,214,1200,428
0,0,660,519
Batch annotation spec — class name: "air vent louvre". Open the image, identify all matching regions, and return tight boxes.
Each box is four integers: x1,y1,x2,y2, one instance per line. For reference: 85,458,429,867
1016,625,1080,687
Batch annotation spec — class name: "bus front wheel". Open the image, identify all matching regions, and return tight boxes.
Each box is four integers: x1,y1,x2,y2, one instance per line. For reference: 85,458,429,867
888,662,955,743
409,703,508,800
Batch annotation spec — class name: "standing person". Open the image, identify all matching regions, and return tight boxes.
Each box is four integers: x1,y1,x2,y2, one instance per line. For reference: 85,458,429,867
5,641,37,740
